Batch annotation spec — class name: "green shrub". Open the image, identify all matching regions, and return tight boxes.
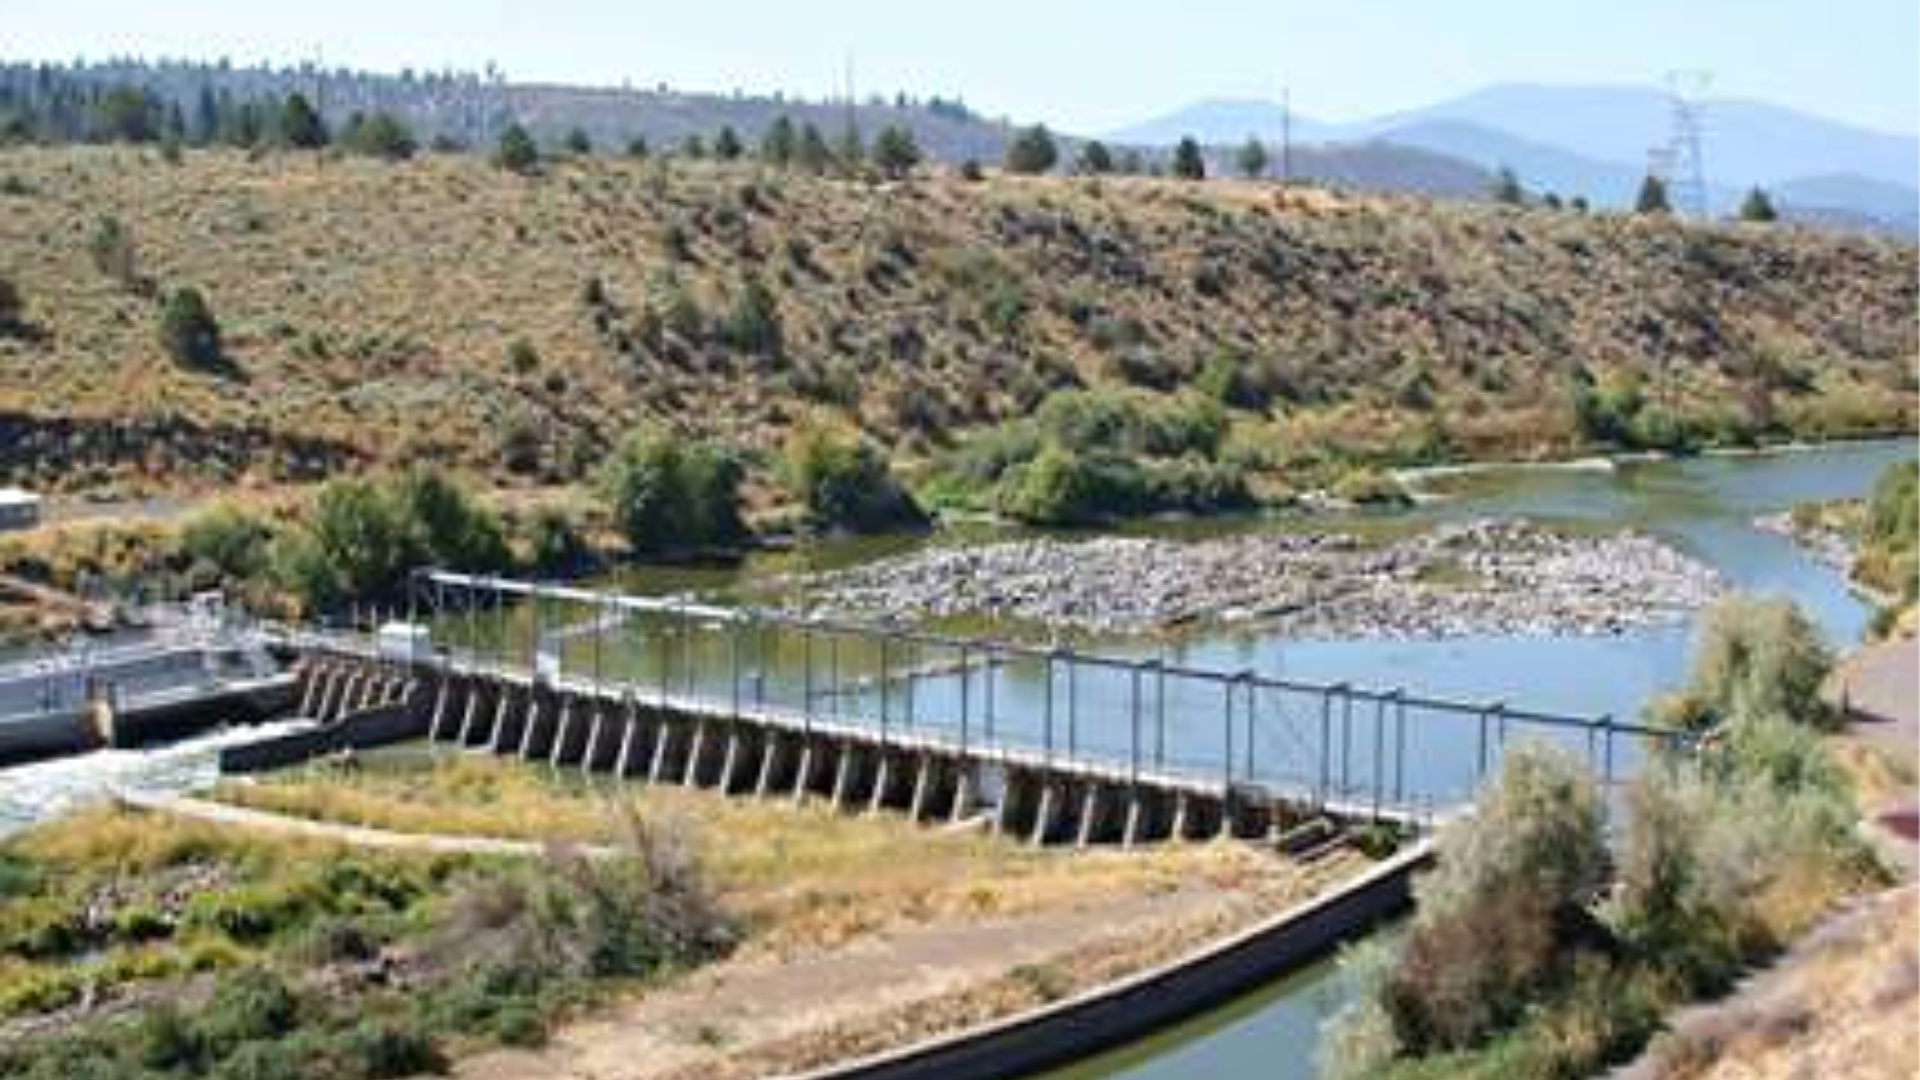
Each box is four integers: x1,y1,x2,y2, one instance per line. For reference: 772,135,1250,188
335,1016,446,1079
719,276,782,356
138,1003,203,1071
597,430,746,556
783,425,927,534
1381,744,1610,1053
298,916,378,964
197,968,300,1054
158,286,225,372
1669,596,1833,731
524,507,590,574
182,503,273,582
272,468,508,612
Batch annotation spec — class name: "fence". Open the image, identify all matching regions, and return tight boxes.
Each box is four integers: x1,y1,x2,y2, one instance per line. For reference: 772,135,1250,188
390,570,1694,820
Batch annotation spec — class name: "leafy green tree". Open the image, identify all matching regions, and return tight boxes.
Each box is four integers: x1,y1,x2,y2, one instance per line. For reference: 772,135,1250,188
796,123,831,173
625,134,649,159
279,92,328,149
1075,139,1114,175
597,431,746,555
158,287,224,372
563,127,592,155
713,125,744,160
1490,165,1525,205
760,114,796,165
300,477,413,602
182,503,273,582
870,125,921,179
1235,137,1269,179
679,133,708,159
1003,124,1058,174
391,466,510,572
783,424,928,533
494,123,539,173
1636,173,1671,214
1171,137,1206,180
1738,186,1778,222
343,111,415,160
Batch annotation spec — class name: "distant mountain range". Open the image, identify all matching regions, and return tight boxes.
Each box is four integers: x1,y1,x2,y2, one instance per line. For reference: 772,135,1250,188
1109,84,1919,234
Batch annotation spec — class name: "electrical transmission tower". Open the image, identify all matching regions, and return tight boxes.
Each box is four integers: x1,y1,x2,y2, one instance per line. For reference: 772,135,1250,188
1664,71,1712,219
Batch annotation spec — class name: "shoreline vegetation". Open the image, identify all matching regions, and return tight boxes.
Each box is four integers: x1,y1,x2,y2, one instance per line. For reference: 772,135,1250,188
4,435,1898,646
1756,460,1918,637
1321,594,1893,1080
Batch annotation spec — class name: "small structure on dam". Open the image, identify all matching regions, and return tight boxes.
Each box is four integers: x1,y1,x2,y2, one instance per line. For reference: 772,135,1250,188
0,613,297,765
248,569,1691,846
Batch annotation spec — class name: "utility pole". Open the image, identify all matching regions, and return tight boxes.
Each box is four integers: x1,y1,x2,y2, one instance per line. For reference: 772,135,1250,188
1279,85,1292,185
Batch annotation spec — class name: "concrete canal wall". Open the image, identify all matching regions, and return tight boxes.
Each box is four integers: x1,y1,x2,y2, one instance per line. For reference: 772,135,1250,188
786,841,1432,1080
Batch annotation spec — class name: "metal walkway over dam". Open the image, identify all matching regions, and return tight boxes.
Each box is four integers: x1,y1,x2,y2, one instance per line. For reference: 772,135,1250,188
278,569,1691,846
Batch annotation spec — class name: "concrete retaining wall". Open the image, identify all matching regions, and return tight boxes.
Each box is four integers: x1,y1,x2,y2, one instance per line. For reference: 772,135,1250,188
784,841,1433,1080
219,698,427,773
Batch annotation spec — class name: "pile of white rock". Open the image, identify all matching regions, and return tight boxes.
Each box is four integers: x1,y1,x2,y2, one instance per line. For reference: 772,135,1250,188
788,518,1723,639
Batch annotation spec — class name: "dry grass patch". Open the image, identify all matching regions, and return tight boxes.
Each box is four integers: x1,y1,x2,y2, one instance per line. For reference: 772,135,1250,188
211,754,1319,956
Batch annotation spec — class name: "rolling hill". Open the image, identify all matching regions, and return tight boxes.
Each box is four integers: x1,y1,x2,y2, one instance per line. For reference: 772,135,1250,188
0,146,1912,499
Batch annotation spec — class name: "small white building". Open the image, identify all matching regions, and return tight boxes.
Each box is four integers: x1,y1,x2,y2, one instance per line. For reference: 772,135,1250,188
0,487,40,532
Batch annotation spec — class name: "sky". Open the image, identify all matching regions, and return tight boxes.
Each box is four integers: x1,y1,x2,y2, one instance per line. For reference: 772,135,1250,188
7,0,1918,136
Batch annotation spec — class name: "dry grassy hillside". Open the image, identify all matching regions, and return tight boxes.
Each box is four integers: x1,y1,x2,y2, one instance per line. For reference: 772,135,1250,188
0,145,1913,496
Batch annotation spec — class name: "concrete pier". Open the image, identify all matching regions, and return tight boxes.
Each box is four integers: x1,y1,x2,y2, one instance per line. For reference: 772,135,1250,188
280,652,1339,849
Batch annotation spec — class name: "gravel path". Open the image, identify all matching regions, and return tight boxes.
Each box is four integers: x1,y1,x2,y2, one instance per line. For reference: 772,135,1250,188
790,519,1722,638
114,789,617,858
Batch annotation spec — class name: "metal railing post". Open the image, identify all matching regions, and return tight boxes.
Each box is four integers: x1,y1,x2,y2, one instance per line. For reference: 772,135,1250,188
1221,675,1234,791
984,648,996,747
1154,660,1166,769
1318,687,1333,806
730,613,742,719
1043,652,1055,765
1129,663,1142,785
958,644,970,754
1065,649,1078,758
1601,713,1616,793
801,621,814,731
1392,690,1407,806
878,632,890,747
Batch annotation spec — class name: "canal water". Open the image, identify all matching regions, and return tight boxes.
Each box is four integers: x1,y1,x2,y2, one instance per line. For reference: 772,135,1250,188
0,439,1906,1070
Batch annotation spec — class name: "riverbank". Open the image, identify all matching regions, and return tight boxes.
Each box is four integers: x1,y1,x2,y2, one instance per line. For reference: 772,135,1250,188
787,519,1721,637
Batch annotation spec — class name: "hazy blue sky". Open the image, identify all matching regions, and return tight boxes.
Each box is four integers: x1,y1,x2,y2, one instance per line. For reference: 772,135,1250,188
9,0,1917,135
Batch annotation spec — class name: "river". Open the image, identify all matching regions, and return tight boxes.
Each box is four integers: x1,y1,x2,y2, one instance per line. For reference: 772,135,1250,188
0,438,1906,1072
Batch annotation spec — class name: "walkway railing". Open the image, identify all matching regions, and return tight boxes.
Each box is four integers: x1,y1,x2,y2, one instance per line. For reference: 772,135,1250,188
361,569,1695,822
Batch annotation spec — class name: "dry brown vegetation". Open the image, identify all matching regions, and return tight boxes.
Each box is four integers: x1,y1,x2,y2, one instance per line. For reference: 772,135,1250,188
212,755,1336,956
1647,887,1918,1080
0,146,1913,497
